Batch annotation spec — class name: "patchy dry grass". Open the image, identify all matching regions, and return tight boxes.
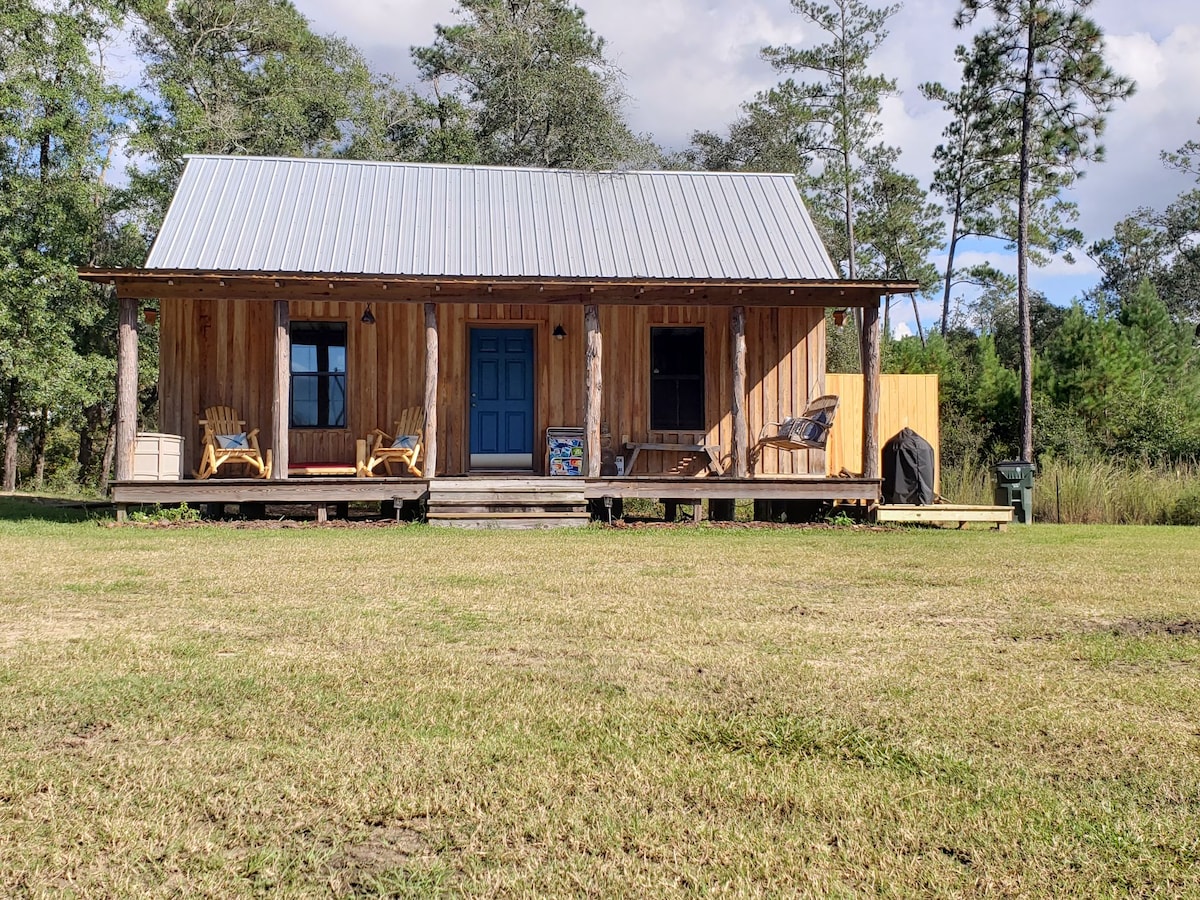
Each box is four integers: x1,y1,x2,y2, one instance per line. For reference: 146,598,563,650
1,502,1198,896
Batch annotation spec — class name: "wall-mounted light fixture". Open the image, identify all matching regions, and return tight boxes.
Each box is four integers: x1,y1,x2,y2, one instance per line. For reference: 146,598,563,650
361,304,376,325
143,307,158,327
832,308,847,328
553,324,566,341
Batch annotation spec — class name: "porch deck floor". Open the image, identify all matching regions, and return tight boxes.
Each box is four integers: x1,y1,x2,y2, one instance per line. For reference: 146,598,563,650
110,474,881,517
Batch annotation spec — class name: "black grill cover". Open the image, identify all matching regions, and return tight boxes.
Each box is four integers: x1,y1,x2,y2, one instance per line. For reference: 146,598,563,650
882,427,935,505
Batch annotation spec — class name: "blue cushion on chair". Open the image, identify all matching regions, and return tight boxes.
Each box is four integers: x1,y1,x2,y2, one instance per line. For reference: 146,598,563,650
391,434,419,450
799,411,830,444
216,432,249,450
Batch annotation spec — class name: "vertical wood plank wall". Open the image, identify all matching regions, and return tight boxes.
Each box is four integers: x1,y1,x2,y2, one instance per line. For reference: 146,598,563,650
160,299,826,477
825,373,940,487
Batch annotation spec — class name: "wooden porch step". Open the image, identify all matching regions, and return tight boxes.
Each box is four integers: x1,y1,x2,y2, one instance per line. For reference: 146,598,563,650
429,511,588,519
427,511,590,529
428,519,589,530
427,494,590,508
426,477,589,528
428,503,586,514
876,504,1013,530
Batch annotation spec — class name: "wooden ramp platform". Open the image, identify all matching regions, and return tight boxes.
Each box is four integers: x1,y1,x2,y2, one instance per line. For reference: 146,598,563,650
876,503,1013,530
426,477,589,529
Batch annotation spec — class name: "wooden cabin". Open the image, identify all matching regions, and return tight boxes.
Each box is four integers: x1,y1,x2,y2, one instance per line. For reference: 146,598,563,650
81,155,918,521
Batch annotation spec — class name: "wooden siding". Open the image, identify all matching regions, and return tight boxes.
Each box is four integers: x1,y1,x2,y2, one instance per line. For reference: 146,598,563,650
826,373,940,487
159,299,826,477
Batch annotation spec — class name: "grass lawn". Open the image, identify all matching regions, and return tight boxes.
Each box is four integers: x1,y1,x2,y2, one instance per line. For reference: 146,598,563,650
1,498,1198,896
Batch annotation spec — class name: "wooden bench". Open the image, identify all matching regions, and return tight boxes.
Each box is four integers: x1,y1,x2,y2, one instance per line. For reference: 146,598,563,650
623,442,724,476
288,439,368,478
875,504,1014,530
288,462,358,477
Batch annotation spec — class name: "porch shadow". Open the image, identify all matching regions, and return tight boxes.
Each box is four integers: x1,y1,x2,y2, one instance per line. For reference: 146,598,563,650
0,494,111,524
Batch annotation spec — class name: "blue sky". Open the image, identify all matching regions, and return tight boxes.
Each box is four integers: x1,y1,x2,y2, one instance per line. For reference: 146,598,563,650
291,0,1200,333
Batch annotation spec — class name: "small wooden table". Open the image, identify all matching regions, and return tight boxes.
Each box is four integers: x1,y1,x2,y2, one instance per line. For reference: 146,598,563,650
622,442,724,476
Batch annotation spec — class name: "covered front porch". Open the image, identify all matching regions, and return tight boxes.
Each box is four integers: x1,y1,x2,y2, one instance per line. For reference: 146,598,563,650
108,472,883,525
92,280,900,527
93,275,901,474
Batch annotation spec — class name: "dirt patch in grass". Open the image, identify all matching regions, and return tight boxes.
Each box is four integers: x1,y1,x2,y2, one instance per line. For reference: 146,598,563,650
327,819,440,892
1110,619,1200,637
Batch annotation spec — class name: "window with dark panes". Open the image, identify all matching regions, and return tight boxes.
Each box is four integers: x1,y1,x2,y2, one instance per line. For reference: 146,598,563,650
290,322,347,428
650,327,705,430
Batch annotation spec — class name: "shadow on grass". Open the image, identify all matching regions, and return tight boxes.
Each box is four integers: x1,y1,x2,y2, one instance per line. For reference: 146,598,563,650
0,493,111,524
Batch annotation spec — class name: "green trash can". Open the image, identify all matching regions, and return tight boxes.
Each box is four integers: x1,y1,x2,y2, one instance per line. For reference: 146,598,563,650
994,460,1035,524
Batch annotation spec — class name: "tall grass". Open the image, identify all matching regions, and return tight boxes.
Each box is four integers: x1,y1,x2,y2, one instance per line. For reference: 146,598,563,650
940,456,1200,524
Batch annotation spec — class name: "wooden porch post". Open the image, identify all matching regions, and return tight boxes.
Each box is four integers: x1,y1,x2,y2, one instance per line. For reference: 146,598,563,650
861,297,882,480
272,299,290,479
114,293,139,483
424,302,439,479
584,303,602,477
731,305,748,478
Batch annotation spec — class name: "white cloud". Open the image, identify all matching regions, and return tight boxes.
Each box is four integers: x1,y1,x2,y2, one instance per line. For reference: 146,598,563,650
587,0,803,146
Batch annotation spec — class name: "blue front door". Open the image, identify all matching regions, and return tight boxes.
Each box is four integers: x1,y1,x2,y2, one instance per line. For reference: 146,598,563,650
470,328,535,469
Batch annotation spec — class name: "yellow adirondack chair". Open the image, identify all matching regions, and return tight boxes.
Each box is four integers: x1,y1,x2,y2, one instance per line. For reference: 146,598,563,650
758,394,840,451
194,405,272,479
360,407,424,477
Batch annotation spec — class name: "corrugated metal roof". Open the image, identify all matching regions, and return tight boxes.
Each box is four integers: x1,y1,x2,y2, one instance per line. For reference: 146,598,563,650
145,155,838,281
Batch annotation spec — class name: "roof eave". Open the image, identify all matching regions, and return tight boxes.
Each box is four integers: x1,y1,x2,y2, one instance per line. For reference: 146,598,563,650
77,270,916,304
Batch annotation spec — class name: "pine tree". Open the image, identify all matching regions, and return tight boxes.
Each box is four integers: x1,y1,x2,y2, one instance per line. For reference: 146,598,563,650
955,0,1134,461
412,0,653,169
757,0,900,279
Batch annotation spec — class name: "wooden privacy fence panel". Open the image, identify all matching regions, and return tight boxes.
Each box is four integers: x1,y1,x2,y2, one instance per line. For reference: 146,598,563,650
826,374,939,488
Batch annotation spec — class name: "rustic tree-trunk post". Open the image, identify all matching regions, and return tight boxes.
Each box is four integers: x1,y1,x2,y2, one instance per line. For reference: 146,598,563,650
861,298,882,481
584,304,602,477
424,302,439,479
272,299,290,479
114,294,139,484
731,305,748,479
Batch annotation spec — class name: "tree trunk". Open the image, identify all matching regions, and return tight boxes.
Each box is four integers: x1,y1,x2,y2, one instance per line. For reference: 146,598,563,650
1017,16,1036,463
99,417,116,495
910,294,926,348
78,402,106,488
33,405,49,489
940,221,960,336
3,377,20,492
